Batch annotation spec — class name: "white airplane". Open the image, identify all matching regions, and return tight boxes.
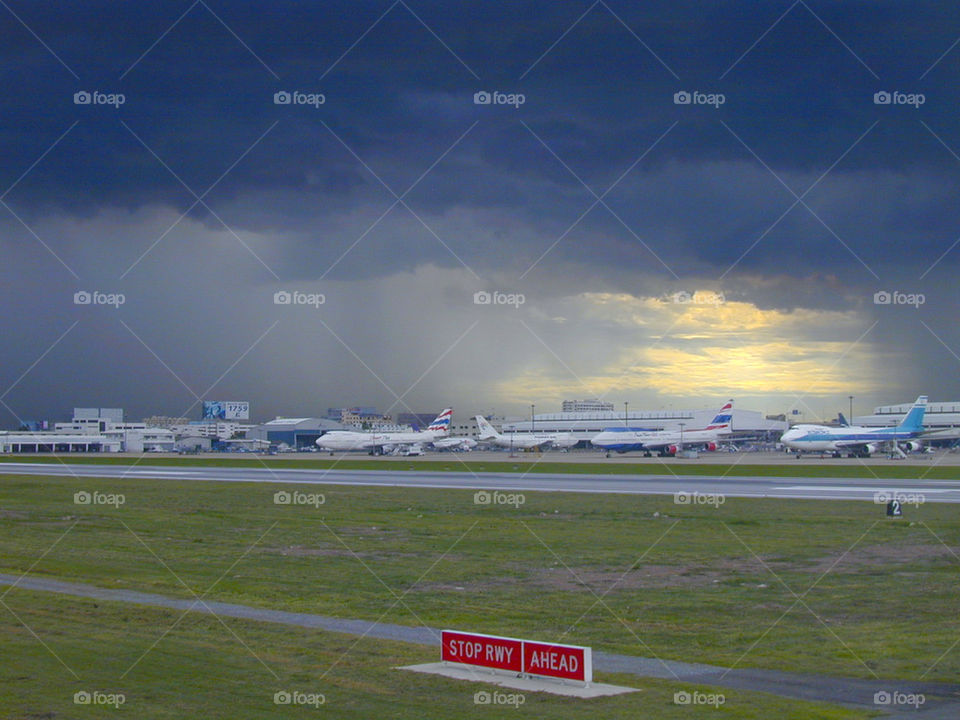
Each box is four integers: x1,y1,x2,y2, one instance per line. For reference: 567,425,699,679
780,396,927,458
475,415,577,450
590,400,735,456
432,436,478,451
316,409,452,454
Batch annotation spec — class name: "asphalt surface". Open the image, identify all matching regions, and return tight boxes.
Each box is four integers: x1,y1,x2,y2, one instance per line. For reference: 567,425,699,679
1,572,957,716
2,461,960,502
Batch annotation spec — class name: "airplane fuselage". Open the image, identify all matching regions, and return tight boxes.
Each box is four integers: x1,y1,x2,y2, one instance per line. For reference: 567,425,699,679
780,425,921,453
316,429,444,452
591,426,727,453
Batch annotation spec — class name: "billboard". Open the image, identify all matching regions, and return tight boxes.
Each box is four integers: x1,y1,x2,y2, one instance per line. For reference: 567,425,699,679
202,401,249,420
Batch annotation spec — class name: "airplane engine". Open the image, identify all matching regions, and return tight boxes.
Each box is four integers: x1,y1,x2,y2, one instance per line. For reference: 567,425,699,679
904,440,923,452
704,442,718,452
864,443,879,456
666,445,679,455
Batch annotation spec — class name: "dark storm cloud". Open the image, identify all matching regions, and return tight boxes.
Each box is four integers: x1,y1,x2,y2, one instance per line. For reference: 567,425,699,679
3,1,960,420
3,2,960,260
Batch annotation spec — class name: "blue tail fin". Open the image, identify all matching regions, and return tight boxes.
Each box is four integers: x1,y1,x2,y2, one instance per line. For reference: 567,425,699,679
837,413,849,427
896,396,927,432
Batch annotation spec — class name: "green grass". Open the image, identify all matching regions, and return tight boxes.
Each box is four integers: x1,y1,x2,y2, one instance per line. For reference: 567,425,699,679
0,473,957,689
2,453,959,478
0,591,874,719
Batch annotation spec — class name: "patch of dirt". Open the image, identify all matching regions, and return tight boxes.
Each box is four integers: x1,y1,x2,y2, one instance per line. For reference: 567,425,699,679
772,542,957,575
414,564,739,594
261,544,424,560
264,545,355,558
337,526,405,536
411,542,956,596
526,565,733,591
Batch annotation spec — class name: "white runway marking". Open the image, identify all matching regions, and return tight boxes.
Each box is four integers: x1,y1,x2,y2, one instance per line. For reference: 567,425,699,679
776,485,951,493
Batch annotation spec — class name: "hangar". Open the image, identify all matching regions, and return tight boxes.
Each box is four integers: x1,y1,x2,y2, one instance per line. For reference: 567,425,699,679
246,417,347,449
0,433,122,453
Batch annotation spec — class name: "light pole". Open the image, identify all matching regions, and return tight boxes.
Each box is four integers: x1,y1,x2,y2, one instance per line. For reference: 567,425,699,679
678,422,685,455
530,404,535,434
848,395,854,424
624,401,629,427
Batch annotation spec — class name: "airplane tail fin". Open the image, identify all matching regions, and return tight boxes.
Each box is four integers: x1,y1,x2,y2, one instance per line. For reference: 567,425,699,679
705,399,734,430
474,415,498,439
426,408,453,435
896,396,927,432
838,413,849,427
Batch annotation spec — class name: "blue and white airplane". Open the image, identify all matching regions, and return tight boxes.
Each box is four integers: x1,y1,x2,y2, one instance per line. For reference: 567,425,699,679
590,400,735,456
780,396,927,458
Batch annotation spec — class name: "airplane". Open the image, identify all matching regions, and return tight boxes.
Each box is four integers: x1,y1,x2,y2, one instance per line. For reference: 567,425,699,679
474,415,577,450
432,436,478,451
590,400,735,456
780,395,927,459
316,409,452,454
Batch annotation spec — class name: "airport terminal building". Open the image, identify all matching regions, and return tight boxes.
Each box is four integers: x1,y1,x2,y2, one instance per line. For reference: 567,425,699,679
856,400,960,429
501,407,787,442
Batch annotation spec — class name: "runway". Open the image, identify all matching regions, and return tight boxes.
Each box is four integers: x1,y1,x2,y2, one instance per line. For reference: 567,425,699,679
2,462,960,502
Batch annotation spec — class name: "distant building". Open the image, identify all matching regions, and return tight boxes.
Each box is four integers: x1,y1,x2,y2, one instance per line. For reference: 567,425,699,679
396,412,438,431
3,407,176,453
142,416,191,429
171,420,249,441
69,407,124,432
327,406,377,421
327,407,397,429
561,399,615,413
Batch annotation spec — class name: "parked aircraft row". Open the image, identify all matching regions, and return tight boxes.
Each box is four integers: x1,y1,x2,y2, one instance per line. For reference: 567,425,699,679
590,400,734,455
315,402,734,456
314,396,939,458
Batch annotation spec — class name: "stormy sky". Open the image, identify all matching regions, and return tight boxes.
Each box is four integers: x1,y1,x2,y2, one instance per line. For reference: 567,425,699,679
2,0,960,424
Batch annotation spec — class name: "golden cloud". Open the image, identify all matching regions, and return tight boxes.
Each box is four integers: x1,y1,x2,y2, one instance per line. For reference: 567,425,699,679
494,292,879,404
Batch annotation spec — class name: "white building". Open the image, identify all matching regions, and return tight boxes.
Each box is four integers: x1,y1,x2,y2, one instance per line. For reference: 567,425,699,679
856,400,960,429
171,420,250,441
502,407,786,441
561,399,615,413
0,433,122,453
1,407,176,453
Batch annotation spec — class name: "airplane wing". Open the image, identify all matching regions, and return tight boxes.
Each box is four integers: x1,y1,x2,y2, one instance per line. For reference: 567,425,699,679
919,427,960,440
831,439,871,447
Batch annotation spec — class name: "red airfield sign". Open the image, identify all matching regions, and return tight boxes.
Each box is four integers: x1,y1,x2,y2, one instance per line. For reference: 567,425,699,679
441,630,591,683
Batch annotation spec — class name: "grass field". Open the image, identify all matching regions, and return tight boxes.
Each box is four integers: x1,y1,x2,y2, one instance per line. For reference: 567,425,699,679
1,471,958,689
2,452,959,479
1,590,873,720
